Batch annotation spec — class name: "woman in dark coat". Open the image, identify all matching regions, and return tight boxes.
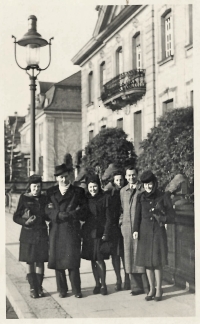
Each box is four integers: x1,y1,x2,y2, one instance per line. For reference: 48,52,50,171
13,175,48,298
133,170,175,301
81,174,112,295
105,170,130,291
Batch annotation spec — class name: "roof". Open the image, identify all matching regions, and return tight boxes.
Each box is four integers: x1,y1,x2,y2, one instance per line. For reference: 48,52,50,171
38,81,55,94
57,71,81,87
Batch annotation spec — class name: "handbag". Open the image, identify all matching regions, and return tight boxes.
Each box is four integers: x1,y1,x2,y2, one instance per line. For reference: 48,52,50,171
99,240,112,256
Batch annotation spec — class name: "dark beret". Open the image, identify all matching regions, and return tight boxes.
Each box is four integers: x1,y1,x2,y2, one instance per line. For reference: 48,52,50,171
85,173,101,188
28,174,42,184
140,170,156,183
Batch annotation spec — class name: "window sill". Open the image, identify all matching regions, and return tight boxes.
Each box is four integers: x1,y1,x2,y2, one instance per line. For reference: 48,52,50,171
185,43,193,51
86,102,94,108
158,55,174,66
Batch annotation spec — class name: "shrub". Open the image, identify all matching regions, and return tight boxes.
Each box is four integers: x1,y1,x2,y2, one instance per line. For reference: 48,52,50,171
137,107,194,190
83,127,137,175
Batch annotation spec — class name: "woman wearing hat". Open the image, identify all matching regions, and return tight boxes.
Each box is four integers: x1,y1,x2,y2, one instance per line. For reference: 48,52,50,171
133,170,175,301
81,174,112,295
13,175,48,298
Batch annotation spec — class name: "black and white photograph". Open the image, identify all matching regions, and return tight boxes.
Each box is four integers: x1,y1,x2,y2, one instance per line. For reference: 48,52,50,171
1,0,198,321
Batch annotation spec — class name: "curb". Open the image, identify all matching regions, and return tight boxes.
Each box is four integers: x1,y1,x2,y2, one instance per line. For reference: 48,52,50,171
6,275,37,318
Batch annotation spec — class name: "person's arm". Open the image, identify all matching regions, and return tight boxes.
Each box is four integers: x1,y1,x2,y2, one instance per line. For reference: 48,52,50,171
164,191,176,223
133,193,142,239
119,189,124,226
13,195,37,227
58,188,88,222
102,194,112,241
45,195,60,223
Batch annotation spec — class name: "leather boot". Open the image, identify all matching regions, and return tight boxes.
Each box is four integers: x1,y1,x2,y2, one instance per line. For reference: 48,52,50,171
27,273,39,298
36,273,44,297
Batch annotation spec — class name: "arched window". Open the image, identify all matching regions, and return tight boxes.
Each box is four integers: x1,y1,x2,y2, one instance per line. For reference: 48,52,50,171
88,71,93,103
116,47,123,75
132,32,142,69
161,9,174,59
100,61,106,94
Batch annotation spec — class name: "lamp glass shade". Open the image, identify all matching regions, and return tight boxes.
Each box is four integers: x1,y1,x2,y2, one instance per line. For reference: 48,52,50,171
26,44,40,66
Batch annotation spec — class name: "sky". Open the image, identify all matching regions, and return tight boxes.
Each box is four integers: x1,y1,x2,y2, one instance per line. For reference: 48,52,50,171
0,0,99,119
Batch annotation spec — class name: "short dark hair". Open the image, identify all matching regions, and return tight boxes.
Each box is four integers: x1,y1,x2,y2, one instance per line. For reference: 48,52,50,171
125,165,138,174
110,170,125,184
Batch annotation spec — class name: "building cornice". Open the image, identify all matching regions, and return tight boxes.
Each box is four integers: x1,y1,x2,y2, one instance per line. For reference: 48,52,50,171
72,5,142,66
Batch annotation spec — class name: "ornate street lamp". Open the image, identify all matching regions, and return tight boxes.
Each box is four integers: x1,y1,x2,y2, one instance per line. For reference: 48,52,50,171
12,15,53,174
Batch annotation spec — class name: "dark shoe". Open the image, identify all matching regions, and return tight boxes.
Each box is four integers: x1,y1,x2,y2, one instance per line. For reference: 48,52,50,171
100,286,107,295
154,290,163,302
36,273,45,297
145,289,156,301
130,290,144,296
75,292,82,298
93,285,101,294
38,287,45,298
59,292,67,298
27,273,39,298
124,281,131,290
115,283,122,291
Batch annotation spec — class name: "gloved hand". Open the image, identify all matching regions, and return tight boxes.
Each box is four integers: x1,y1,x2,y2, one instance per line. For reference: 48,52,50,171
22,209,31,220
152,214,167,224
102,234,108,241
25,215,37,226
58,211,70,221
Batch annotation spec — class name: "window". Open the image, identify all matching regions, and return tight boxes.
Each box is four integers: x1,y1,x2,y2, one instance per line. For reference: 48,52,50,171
100,62,106,94
133,33,142,69
116,47,123,75
101,125,106,130
39,123,43,142
161,10,173,59
189,5,193,44
190,91,193,107
163,99,173,114
39,156,43,176
88,71,93,103
89,130,94,142
117,118,123,129
27,158,30,177
134,111,142,154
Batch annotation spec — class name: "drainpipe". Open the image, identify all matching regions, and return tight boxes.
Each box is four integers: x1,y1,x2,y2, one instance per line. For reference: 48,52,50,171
152,7,156,126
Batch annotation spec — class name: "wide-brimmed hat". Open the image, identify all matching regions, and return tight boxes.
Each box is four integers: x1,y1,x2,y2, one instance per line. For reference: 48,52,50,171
54,163,73,176
28,174,42,184
140,170,156,183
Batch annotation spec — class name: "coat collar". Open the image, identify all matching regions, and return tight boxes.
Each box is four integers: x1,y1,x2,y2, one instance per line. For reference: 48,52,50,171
54,184,74,203
125,181,143,191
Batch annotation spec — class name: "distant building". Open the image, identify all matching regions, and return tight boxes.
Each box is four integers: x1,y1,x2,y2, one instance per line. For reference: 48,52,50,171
19,71,82,180
72,5,193,154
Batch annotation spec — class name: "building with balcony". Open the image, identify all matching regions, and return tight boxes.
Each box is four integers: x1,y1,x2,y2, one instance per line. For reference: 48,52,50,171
72,5,193,154
19,71,82,181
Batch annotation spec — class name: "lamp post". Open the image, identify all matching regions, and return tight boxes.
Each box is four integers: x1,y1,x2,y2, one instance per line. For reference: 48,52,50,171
12,15,53,175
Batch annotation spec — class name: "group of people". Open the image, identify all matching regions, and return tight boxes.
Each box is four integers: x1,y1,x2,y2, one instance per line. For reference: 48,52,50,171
13,162,176,302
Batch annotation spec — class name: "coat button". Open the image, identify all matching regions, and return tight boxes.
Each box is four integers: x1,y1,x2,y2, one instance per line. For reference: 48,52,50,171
150,202,152,204
150,217,153,220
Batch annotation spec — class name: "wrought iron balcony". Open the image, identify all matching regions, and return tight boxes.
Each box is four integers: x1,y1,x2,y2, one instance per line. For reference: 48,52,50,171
101,69,146,111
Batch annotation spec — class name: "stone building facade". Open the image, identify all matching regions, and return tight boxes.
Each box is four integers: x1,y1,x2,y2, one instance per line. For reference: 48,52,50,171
72,5,193,154
19,71,82,181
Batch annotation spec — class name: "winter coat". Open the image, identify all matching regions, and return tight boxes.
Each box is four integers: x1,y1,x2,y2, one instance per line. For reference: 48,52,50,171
45,184,88,270
119,183,145,274
81,191,112,260
13,193,49,262
133,190,175,268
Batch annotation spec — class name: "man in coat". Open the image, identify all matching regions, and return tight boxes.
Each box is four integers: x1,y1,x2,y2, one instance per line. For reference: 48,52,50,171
45,163,88,298
119,166,149,295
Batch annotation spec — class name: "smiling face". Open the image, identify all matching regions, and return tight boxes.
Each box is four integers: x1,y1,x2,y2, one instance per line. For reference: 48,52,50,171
30,183,41,196
114,175,124,189
56,171,70,187
88,182,99,196
125,169,138,185
144,181,154,193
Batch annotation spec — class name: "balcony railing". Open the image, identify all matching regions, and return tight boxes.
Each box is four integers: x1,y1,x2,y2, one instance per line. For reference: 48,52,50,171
101,69,146,110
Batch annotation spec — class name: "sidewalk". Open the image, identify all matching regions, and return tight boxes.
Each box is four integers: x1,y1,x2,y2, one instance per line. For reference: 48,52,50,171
6,210,195,318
